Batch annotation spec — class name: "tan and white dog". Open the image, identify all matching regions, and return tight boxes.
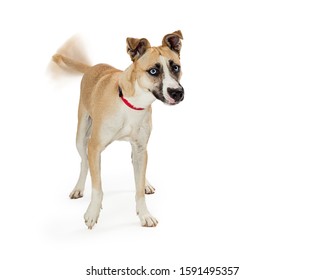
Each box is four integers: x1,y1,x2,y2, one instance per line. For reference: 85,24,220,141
51,31,184,229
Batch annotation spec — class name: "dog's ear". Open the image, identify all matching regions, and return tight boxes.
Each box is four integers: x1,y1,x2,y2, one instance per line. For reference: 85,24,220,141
126,37,151,62
162,30,183,56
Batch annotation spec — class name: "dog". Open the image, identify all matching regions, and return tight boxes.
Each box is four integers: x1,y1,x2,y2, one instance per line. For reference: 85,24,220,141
51,31,184,229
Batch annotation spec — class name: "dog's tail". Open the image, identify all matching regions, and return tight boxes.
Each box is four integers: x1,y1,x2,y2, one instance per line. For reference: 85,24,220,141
49,35,91,76
52,53,90,74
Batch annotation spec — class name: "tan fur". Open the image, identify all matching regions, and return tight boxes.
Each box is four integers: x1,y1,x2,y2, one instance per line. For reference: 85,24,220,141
48,35,91,78
51,31,184,229
52,54,90,73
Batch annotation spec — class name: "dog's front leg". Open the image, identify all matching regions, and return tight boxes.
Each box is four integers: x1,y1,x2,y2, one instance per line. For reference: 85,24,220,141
131,143,158,227
84,138,103,229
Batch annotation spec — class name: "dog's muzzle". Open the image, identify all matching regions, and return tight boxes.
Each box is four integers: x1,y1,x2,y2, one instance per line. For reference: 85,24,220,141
167,86,184,104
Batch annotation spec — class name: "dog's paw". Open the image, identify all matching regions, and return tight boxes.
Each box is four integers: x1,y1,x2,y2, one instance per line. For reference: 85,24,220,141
69,189,84,199
145,180,155,195
139,213,158,227
84,205,101,230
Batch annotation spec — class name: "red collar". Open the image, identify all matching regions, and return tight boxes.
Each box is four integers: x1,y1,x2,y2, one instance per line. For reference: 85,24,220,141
118,87,145,111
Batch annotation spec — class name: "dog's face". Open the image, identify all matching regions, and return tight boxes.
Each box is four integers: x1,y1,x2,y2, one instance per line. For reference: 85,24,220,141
126,31,184,105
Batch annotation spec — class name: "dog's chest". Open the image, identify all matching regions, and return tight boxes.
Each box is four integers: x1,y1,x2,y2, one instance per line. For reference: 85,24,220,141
101,110,151,143
118,122,140,141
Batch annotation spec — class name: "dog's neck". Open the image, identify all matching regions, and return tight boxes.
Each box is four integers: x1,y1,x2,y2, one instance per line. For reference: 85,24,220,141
118,86,144,111
118,66,156,110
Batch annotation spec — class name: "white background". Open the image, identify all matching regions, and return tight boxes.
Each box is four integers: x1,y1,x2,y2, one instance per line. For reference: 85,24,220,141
0,0,324,279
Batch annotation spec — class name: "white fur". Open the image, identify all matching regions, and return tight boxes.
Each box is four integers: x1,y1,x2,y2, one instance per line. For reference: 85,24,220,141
159,56,179,104
126,81,156,108
70,115,92,199
84,189,103,229
136,197,158,227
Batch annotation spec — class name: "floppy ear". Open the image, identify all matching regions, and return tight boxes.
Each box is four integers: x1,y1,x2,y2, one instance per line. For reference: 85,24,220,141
126,37,151,62
162,30,183,55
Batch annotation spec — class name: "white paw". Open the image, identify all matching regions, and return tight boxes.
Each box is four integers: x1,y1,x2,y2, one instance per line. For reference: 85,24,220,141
69,188,84,199
83,189,103,229
84,204,101,229
145,180,155,194
138,212,158,227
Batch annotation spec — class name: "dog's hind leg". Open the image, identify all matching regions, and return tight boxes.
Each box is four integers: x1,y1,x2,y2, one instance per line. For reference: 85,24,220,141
70,106,92,199
145,179,155,194
83,129,106,229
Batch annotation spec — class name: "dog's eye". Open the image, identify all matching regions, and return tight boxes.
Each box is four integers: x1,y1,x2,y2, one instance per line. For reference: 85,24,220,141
172,65,180,73
148,68,159,76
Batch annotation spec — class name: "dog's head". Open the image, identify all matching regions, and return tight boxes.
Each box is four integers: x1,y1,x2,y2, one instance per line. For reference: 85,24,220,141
125,31,184,105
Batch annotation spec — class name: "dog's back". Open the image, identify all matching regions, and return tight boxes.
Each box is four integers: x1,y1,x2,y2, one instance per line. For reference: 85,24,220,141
50,36,123,119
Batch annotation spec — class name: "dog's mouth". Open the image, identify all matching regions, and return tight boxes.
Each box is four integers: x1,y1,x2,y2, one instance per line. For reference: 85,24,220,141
164,94,177,105
150,88,184,106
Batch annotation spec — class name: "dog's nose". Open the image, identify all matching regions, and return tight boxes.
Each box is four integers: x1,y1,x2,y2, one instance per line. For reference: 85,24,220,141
167,87,184,101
